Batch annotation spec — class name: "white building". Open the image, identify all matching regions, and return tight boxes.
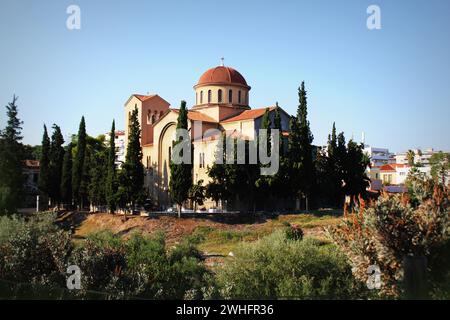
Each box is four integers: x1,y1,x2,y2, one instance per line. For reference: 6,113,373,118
379,163,431,185
395,148,435,166
105,130,126,167
364,146,393,167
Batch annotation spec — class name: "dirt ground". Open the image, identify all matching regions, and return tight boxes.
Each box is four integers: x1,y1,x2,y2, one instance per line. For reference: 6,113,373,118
59,210,341,245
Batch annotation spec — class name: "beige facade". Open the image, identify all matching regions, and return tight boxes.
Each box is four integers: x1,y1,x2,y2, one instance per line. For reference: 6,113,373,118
124,65,291,209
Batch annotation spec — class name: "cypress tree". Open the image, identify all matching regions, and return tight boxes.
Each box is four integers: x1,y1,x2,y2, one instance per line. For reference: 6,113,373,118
119,108,144,211
60,143,73,207
298,82,315,210
72,116,87,209
0,95,24,214
327,123,342,206
49,124,65,206
343,140,370,206
106,120,118,213
327,122,337,159
273,102,283,154
169,100,192,218
88,150,107,211
255,108,272,209
287,82,315,210
270,102,286,202
260,107,271,155
38,125,51,201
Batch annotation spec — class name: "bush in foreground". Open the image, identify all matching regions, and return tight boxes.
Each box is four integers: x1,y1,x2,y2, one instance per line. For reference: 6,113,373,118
0,213,71,287
214,230,369,299
328,178,449,298
0,214,210,299
72,231,209,299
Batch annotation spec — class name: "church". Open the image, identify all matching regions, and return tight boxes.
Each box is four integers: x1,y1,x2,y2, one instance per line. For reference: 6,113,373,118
124,64,291,209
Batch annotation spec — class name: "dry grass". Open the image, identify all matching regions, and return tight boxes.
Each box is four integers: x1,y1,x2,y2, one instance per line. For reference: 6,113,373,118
61,209,343,256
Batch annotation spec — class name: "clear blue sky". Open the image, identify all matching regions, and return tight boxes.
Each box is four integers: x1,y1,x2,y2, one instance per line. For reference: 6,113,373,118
1,0,449,153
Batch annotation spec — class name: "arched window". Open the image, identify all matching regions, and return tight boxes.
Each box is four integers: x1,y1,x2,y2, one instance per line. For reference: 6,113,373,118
238,90,242,104
208,90,212,103
151,114,155,124
147,110,151,124
228,89,232,103
200,91,203,104
218,89,222,103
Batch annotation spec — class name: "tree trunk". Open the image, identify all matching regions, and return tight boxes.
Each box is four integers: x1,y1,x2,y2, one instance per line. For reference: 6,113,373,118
177,204,181,218
305,196,309,212
403,255,428,299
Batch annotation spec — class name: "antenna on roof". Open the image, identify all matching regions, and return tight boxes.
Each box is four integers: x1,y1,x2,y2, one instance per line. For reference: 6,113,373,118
220,57,225,66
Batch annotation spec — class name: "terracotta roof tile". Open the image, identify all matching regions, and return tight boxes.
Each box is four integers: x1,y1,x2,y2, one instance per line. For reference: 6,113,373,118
222,106,276,123
380,164,396,171
171,108,218,123
197,66,249,88
133,94,157,102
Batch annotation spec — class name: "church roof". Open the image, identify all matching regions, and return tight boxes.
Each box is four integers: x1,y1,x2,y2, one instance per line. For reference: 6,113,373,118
170,108,218,123
221,106,277,123
196,66,250,89
133,94,157,102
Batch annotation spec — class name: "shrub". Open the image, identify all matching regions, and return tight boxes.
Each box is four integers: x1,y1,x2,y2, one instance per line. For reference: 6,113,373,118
71,231,210,299
328,179,449,298
70,231,127,297
215,230,368,299
0,215,210,299
284,223,304,241
0,213,72,286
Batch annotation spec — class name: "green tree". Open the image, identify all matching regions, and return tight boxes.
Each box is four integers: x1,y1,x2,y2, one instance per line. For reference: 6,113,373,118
206,136,230,209
0,95,24,214
406,149,415,166
88,150,107,211
287,82,315,211
72,116,87,209
342,140,370,204
326,123,345,206
255,108,272,210
273,102,283,154
49,124,65,206
316,123,346,206
106,120,118,213
119,108,144,212
188,179,206,212
60,143,73,207
169,101,192,217
429,151,450,186
38,125,51,202
270,103,287,202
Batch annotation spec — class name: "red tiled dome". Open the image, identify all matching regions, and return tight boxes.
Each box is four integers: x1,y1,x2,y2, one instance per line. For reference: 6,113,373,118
196,66,249,88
